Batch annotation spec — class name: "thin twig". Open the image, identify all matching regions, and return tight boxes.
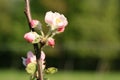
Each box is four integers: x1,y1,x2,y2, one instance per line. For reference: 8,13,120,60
24,0,43,80
24,0,32,30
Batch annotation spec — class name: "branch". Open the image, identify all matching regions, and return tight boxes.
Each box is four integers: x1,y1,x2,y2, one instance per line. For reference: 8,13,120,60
24,0,43,80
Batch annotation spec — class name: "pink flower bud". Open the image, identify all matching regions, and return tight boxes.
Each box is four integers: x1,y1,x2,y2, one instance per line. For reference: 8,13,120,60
24,32,40,43
30,20,39,28
47,37,55,47
45,11,68,33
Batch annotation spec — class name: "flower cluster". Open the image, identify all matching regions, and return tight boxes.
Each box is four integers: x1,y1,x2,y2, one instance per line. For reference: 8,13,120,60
23,11,68,80
24,11,68,47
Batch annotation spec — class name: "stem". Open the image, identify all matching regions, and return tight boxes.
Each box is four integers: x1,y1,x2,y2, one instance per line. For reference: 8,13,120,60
51,32,56,38
34,44,43,80
24,0,32,30
24,0,43,80
45,30,52,39
40,30,45,37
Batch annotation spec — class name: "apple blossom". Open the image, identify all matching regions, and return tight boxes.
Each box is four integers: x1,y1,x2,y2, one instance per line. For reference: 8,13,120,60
45,11,68,33
22,51,36,66
24,31,40,43
22,51,46,70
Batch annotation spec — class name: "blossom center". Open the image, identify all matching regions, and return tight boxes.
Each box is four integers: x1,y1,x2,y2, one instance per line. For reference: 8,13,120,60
56,18,62,24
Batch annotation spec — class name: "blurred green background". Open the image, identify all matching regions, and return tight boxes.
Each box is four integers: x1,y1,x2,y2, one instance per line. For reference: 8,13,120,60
0,0,120,80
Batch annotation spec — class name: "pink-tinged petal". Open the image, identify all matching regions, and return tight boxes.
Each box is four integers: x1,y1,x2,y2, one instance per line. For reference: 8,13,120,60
27,51,35,58
57,15,68,27
41,51,45,60
22,57,27,66
30,56,36,63
61,14,68,27
45,11,53,25
40,51,46,70
27,51,36,63
57,27,65,33
26,58,31,65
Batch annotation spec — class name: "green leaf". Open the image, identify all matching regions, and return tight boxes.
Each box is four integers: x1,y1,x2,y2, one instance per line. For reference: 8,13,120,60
26,63,36,75
45,67,58,74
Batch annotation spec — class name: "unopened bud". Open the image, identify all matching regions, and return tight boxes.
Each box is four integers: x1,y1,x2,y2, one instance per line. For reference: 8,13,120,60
24,31,40,43
47,37,55,47
30,20,42,30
